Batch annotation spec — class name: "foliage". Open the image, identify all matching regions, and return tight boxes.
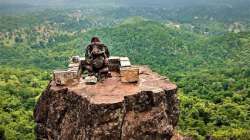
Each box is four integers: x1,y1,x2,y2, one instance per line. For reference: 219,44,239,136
0,5,250,140
0,67,50,139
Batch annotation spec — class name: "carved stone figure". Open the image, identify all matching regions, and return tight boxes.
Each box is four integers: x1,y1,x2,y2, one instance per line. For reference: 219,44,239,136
83,37,111,80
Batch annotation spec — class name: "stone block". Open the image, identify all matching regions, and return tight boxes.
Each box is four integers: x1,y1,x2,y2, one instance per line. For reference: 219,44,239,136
120,67,139,83
53,70,79,85
120,57,131,67
120,60,131,67
84,76,98,85
68,63,80,68
120,57,129,61
71,56,80,63
108,56,121,71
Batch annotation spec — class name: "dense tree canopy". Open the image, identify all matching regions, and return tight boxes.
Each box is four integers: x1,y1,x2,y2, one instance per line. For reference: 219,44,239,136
0,5,250,140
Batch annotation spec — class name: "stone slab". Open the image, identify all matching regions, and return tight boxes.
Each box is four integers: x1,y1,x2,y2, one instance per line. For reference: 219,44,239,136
120,60,131,67
120,66,139,83
53,70,79,85
84,76,98,85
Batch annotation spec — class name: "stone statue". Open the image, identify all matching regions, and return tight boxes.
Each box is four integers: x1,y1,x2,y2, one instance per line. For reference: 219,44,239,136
83,37,111,81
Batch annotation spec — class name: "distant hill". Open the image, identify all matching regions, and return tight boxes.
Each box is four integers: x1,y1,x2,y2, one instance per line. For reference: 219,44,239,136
1,18,249,73
0,13,250,139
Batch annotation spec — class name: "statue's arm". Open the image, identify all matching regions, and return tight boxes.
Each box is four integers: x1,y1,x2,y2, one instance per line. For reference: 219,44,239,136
104,45,110,58
85,45,91,59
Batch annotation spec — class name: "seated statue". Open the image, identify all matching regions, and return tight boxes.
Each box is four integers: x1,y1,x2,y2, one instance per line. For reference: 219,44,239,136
83,37,111,81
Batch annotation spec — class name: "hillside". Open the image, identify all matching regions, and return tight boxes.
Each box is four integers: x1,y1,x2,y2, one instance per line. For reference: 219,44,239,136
1,18,249,72
1,18,250,139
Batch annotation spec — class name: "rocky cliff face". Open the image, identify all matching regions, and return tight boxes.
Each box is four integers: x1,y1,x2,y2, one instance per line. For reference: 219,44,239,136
34,66,179,140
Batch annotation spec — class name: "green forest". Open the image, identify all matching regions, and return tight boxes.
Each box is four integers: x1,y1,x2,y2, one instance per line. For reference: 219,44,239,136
0,1,250,140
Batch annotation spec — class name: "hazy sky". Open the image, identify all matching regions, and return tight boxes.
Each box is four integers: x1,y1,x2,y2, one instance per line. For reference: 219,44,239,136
0,0,248,7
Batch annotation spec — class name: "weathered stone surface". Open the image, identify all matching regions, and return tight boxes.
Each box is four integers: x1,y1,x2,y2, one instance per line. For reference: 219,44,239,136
71,56,81,63
34,66,179,140
120,57,131,67
84,76,98,85
53,57,82,86
120,66,139,83
108,56,121,72
53,70,79,85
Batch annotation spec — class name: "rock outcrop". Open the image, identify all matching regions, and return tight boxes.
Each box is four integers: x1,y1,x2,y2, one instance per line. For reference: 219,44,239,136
34,66,179,140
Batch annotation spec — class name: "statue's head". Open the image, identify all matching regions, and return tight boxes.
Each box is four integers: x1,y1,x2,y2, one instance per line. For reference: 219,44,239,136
91,37,100,43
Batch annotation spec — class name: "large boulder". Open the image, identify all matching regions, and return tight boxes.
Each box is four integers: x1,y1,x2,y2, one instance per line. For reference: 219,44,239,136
34,66,179,140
